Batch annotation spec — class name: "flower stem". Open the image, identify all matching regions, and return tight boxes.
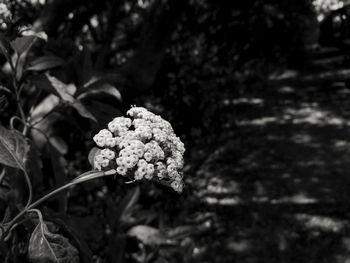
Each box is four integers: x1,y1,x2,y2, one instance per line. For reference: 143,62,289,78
1,170,112,241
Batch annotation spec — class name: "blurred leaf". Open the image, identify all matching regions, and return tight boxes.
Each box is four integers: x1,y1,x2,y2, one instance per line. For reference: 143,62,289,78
68,215,103,251
22,30,47,41
0,34,12,62
80,47,93,86
26,55,66,71
29,95,69,155
168,226,196,240
49,136,68,155
25,142,43,191
11,36,36,55
78,81,121,101
50,145,67,187
117,186,140,226
28,214,79,263
32,75,59,95
88,147,100,169
11,30,47,55
49,145,67,212
15,50,27,81
45,74,97,122
127,225,176,246
0,125,29,170
80,99,121,125
45,74,76,102
71,101,97,122
30,94,59,125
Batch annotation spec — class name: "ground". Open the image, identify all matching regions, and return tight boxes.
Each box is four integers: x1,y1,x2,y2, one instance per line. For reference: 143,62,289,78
184,47,350,262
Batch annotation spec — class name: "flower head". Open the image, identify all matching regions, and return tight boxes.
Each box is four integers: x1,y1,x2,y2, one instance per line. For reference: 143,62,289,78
92,106,185,193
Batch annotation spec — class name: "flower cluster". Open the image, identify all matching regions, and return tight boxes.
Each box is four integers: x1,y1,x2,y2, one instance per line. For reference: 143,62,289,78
92,107,185,193
0,2,11,29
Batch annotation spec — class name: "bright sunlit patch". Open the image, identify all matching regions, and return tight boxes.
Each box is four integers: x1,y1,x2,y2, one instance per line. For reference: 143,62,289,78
272,192,318,204
269,70,299,80
291,134,313,144
204,196,241,205
226,240,250,253
228,98,264,106
333,140,350,148
295,213,346,232
278,86,295,94
236,117,278,126
236,102,350,127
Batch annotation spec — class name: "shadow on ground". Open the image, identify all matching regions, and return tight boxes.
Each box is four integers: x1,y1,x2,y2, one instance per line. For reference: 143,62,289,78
186,48,350,262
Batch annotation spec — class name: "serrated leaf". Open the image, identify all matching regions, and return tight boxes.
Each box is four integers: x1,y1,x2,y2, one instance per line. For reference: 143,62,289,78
127,225,176,246
28,219,79,263
26,56,66,71
0,125,30,170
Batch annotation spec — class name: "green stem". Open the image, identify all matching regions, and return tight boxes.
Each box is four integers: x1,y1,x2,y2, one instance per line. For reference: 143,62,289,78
1,170,112,241
23,169,33,209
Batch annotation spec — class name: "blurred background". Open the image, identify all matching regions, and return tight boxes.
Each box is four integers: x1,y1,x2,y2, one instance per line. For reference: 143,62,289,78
3,0,350,262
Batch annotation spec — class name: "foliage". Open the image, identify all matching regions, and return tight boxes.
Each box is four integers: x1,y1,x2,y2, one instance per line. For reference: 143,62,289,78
0,23,188,263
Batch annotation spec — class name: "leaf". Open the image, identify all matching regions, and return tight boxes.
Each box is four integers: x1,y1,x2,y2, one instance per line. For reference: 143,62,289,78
88,147,100,169
26,142,43,191
45,74,96,122
50,145,67,187
80,99,121,125
11,31,47,55
80,47,93,86
78,81,121,101
0,125,29,170
45,74,97,122
11,36,36,55
49,145,67,212
167,225,196,240
26,55,66,71
48,216,93,263
45,74,76,102
71,101,97,122
28,217,79,263
116,186,140,226
21,30,48,41
127,225,176,246
0,34,12,62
